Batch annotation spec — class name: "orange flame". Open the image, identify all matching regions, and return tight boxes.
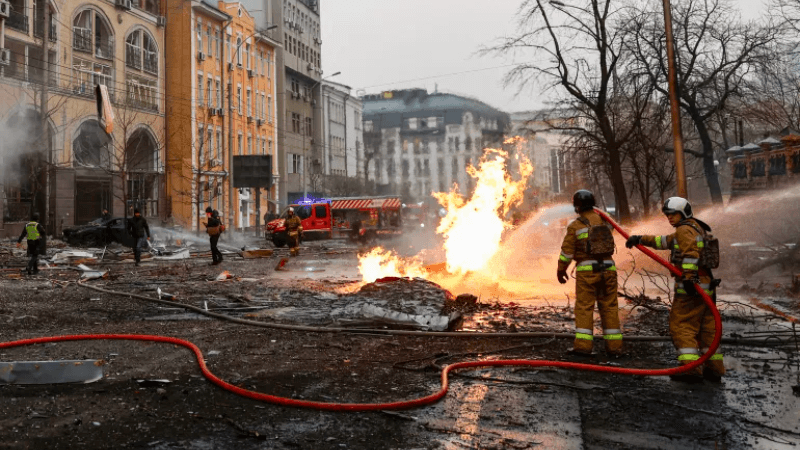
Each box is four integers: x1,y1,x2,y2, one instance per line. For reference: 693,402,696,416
358,146,535,286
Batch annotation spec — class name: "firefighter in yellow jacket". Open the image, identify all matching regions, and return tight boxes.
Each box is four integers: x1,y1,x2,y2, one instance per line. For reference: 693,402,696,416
625,197,724,383
557,190,623,356
285,207,303,256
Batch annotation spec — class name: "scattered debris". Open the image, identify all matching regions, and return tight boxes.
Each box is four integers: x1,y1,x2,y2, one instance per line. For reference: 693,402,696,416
76,264,108,280
241,249,274,259
157,288,177,301
215,271,235,281
153,248,191,260
136,379,171,387
275,258,289,271
0,360,104,385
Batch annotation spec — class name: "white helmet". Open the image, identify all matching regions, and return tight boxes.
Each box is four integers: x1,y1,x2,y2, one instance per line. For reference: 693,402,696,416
662,197,692,219
288,207,294,213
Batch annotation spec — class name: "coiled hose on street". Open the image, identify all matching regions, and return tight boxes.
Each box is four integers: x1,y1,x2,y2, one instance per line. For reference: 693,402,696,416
0,208,721,411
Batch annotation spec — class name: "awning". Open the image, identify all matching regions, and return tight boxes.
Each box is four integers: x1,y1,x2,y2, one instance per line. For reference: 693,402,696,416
331,198,401,210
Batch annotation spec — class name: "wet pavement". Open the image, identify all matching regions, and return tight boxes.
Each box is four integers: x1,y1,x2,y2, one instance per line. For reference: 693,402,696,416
1,239,799,449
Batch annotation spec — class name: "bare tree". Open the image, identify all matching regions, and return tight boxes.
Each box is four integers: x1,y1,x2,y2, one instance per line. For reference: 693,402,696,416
485,0,650,222
625,0,778,204
324,175,365,197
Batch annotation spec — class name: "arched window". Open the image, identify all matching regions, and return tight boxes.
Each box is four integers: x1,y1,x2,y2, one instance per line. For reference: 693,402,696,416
72,9,113,60
126,29,158,74
73,120,111,169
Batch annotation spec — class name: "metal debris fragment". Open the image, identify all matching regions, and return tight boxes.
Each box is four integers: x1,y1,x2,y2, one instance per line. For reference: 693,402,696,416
0,360,104,385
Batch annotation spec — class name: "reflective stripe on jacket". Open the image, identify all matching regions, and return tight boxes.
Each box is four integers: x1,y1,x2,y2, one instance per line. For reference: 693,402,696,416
557,210,613,271
639,219,705,281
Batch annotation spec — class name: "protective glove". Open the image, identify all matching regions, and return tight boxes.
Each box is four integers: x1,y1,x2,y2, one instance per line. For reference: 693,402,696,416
557,269,569,284
625,235,642,249
682,279,698,295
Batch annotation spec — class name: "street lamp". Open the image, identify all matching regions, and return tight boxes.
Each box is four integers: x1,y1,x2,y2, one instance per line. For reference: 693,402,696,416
302,71,341,199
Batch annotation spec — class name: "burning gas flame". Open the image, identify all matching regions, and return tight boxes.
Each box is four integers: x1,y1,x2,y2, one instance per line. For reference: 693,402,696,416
357,247,427,282
433,147,533,274
358,143,533,283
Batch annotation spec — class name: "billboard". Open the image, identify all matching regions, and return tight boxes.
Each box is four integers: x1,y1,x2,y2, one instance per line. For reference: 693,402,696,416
233,155,272,188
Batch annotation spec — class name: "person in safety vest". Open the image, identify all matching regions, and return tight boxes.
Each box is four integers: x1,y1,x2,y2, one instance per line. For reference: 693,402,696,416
17,212,46,276
126,209,151,266
285,207,303,256
557,190,623,357
625,197,724,383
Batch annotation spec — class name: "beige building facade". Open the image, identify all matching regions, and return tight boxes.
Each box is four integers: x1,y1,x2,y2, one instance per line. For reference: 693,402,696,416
0,0,165,237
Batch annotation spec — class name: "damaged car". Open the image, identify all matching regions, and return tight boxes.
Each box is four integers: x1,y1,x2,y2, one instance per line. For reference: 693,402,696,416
62,217,136,248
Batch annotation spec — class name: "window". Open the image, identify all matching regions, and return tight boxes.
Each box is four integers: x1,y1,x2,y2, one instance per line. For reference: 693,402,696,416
237,85,242,113
196,19,202,51
247,134,252,155
268,95,273,121
237,133,243,156
206,26,212,55
292,113,301,134
125,31,142,70
289,154,303,174
268,139,273,156
261,94,266,120
197,74,204,104
214,30,219,59
215,79,221,108
245,43,250,69
207,128,213,163
206,77,212,108
197,123,205,163
236,37,242,66
226,34,231,63
216,129,222,160
246,88,251,117
73,9,113,60
305,117,312,136
315,205,327,218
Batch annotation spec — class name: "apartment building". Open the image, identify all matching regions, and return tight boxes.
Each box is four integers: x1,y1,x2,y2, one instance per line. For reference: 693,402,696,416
164,0,278,231
321,79,363,179
0,0,165,238
238,0,321,204
362,89,508,202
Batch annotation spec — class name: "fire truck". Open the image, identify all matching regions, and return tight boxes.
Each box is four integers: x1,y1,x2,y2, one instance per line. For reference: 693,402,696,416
265,196,403,247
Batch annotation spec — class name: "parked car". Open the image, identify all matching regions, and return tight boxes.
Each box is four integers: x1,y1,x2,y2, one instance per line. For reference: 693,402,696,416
62,217,136,248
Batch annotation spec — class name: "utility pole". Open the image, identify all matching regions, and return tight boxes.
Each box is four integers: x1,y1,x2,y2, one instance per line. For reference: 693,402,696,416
40,5,50,231
662,0,687,198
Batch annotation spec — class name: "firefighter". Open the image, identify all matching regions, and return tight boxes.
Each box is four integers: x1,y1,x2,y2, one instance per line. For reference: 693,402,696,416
17,212,46,275
285,207,303,256
626,197,724,383
557,190,623,357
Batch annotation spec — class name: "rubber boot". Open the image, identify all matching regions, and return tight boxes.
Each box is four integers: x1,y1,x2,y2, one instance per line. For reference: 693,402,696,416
669,361,703,384
703,359,725,382
568,337,594,356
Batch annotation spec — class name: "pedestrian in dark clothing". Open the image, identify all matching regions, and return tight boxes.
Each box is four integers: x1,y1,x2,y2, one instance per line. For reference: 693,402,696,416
101,209,111,222
126,209,150,266
17,212,46,275
204,207,224,265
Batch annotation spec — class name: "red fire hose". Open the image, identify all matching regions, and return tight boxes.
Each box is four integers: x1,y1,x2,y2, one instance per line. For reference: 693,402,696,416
0,209,721,411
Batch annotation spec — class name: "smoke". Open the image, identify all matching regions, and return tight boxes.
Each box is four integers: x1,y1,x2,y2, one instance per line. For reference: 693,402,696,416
416,185,800,300
150,226,257,252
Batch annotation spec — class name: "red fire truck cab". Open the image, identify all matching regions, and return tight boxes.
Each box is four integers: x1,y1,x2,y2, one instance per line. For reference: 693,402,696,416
265,196,402,247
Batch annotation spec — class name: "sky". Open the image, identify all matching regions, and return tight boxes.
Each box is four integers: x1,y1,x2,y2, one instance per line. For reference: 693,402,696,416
320,0,769,114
